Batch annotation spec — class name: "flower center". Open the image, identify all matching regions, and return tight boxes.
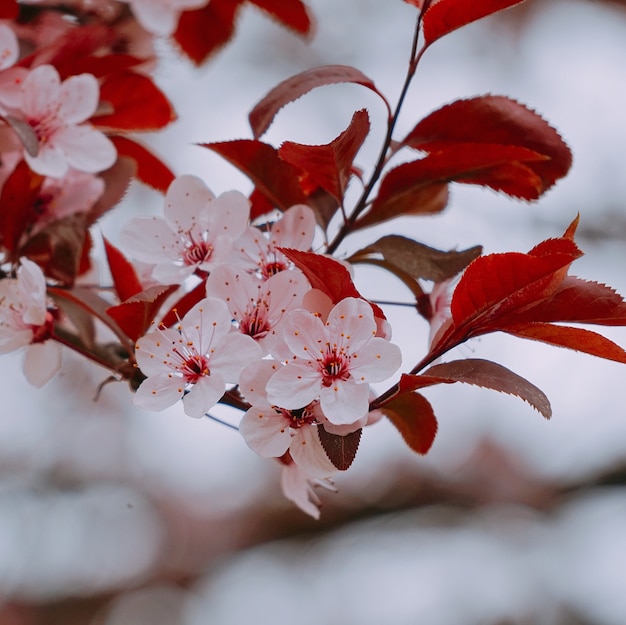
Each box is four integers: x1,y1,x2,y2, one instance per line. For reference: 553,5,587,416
259,250,289,279
183,234,213,266
180,353,210,384
319,344,351,387
279,403,318,429
239,301,270,340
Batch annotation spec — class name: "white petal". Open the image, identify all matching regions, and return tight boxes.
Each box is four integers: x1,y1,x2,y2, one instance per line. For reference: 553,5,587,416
134,327,182,375
238,359,280,407
290,426,336,477
134,373,184,411
23,342,61,387
128,0,181,36
280,463,322,520
266,362,320,410
205,190,250,240
24,142,68,178
282,309,327,359
58,73,99,124
164,174,215,232
209,333,262,382
21,65,61,120
270,204,316,250
55,125,117,174
181,296,233,355
320,378,370,425
0,327,32,353
239,407,291,457
182,374,225,418
205,264,258,321
326,297,376,351
120,216,181,264
0,24,19,70
350,337,402,383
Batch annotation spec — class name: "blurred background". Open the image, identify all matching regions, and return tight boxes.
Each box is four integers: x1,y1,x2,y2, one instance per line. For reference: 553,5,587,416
2,0,626,623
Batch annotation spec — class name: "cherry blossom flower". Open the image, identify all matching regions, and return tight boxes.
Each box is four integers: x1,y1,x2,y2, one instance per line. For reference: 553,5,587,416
266,297,402,426
238,359,338,477
133,296,261,418
120,175,250,283
280,459,337,520
234,204,317,279
11,64,117,178
119,0,208,37
0,24,28,111
0,258,61,387
205,265,310,355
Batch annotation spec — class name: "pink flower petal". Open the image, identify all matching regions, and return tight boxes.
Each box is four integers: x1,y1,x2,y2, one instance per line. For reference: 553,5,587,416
21,65,61,120
350,337,402,383
282,309,327,359
266,362,320,410
209,332,262,382
238,359,280,408
320,377,370,425
0,24,18,71
55,124,117,174
270,204,316,250
182,373,226,418
0,327,32,353
239,407,291,457
134,327,181,375
24,142,68,178
290,426,336,477
134,372,184,411
326,297,377,351
23,341,61,387
280,463,323,519
120,216,181,264
205,190,250,240
164,174,215,232
58,73,99,124
181,296,233,355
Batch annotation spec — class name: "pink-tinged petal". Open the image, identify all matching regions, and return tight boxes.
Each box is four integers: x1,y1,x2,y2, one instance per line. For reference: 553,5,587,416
282,309,327,359
24,142,68,178
152,262,195,284
134,372,184,411
55,124,117,174
21,65,61,119
290,426,336,477
209,333,262,382
266,362,320,410
134,327,181,375
182,373,225,418
238,359,280,408
164,174,215,232
0,327,32,353
320,378,370,425
18,258,47,325
120,216,181,264
0,67,29,109
350,337,402,383
326,297,376,351
270,204,316,250
23,341,61,387
265,270,310,320
239,407,291,457
205,264,256,321
182,296,233,355
302,289,334,320
280,463,323,519
321,415,367,436
127,0,205,36
43,170,104,221
58,73,99,124
0,24,18,71
206,190,250,240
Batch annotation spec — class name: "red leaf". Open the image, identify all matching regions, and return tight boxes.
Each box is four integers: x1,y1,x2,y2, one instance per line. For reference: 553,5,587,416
279,109,370,202
92,71,176,132
422,0,527,47
402,96,572,198
0,0,18,18
107,284,179,342
201,139,307,210
110,136,174,193
0,160,43,254
103,237,143,302
86,157,135,225
249,64,389,139
504,324,626,364
173,0,243,65
280,249,385,319
248,0,313,35
160,279,207,328
400,358,552,418
381,392,438,454
317,425,361,471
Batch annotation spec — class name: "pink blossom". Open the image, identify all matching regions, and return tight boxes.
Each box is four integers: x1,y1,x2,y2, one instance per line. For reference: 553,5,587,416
11,64,117,178
0,24,18,71
133,296,261,418
0,24,28,111
0,258,61,387
266,297,402,426
238,359,338,477
120,0,208,37
120,175,250,283
427,278,454,348
234,204,317,279
205,265,310,355
280,460,337,520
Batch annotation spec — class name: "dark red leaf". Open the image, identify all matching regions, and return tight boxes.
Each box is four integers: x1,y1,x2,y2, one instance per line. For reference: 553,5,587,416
92,71,176,132
504,324,626,364
400,358,552,418
110,136,174,193
279,109,370,202
107,284,179,342
381,392,438,454
402,96,572,198
317,425,361,471
202,139,307,210
86,157,135,224
160,279,207,328
0,0,18,18
64,54,146,79
0,160,43,254
173,0,243,65
422,0,527,47
280,248,385,319
249,64,389,139
248,0,313,35
103,237,143,302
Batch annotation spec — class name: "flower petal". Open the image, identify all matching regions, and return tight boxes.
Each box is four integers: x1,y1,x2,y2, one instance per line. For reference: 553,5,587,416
320,378,370,425
350,337,402,383
134,372,184,411
120,216,181,264
239,407,291,457
281,309,327,359
210,333,262,382
58,73,99,124
326,297,376,351
270,204,316,250
164,174,215,232
23,341,61,387
182,373,225,418
266,362,320,409
290,426,336,477
21,65,61,120
182,296,233,356
55,124,117,174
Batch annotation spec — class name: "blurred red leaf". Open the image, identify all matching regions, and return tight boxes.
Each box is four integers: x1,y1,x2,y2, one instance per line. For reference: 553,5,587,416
249,64,389,139
422,0,527,47
402,96,571,199
279,109,370,202
400,358,552,418
202,139,307,210
249,0,313,35
110,136,174,193
92,71,176,132
107,284,179,342
317,425,361,471
103,237,143,302
173,0,243,65
0,0,18,18
381,391,438,454
160,279,207,328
